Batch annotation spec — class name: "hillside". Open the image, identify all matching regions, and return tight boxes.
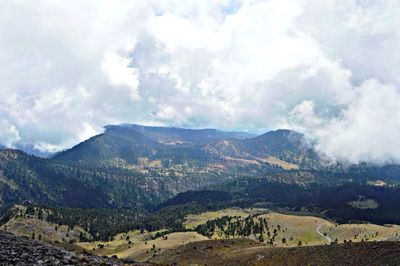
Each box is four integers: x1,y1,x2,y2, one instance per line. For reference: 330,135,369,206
204,129,319,168
0,149,111,210
0,230,144,265
149,238,400,266
186,208,400,246
1,205,91,243
3,203,400,265
78,231,208,262
0,148,223,210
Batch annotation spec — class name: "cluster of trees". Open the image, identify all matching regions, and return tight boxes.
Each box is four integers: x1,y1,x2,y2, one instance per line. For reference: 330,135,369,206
34,202,217,241
195,214,287,245
45,207,142,241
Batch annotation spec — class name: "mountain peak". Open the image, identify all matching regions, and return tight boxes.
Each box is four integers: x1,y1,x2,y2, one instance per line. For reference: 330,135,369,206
257,129,303,138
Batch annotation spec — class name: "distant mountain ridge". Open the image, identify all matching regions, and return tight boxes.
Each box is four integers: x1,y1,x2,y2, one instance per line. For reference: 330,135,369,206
203,129,319,168
2,123,400,215
53,124,314,168
110,124,256,145
1,124,315,212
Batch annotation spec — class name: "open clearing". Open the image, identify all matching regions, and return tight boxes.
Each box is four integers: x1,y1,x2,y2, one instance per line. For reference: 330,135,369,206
262,156,299,170
348,197,379,209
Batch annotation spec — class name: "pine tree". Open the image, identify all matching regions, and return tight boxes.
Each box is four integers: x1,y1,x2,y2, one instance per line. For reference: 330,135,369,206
26,205,35,215
38,209,44,220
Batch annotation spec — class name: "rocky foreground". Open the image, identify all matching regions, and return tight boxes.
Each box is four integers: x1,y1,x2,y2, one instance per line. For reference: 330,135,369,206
0,231,147,265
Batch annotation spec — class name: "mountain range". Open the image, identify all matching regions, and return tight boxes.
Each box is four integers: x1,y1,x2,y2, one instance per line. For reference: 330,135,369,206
1,123,399,215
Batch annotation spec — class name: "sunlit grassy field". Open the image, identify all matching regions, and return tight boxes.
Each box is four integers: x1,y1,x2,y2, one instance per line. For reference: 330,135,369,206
184,209,400,247
78,230,208,261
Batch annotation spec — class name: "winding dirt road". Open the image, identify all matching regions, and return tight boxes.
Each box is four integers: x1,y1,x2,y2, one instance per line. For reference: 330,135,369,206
316,224,332,243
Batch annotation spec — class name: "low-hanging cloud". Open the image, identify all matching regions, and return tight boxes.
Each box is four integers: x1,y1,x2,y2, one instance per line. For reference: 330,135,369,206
0,0,400,163
281,79,400,164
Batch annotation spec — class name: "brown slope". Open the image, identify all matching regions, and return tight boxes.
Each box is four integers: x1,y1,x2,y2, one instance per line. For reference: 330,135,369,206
149,238,400,266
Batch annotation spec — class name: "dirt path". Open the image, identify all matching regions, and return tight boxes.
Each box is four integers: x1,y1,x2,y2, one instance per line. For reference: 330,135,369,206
316,224,332,243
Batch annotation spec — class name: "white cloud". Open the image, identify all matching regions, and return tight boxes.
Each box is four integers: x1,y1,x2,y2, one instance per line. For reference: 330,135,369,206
317,80,400,164
0,0,400,163
102,52,140,101
0,120,21,147
283,79,400,164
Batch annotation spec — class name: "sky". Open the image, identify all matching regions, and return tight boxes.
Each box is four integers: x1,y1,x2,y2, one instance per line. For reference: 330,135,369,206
1,0,400,163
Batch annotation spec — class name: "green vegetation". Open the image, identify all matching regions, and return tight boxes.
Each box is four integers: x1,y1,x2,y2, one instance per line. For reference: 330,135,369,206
8,201,223,241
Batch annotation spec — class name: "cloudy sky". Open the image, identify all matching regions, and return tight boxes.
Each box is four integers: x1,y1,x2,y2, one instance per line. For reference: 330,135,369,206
1,0,400,163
